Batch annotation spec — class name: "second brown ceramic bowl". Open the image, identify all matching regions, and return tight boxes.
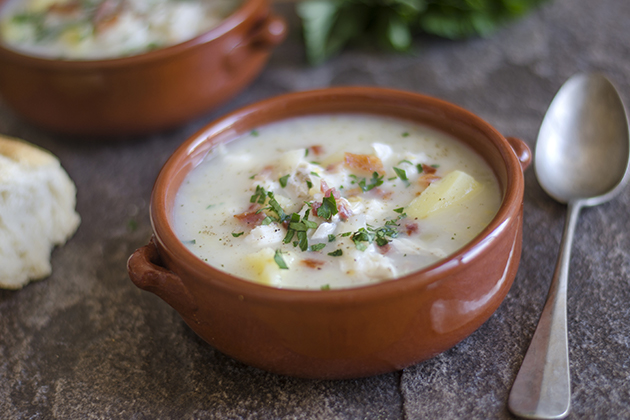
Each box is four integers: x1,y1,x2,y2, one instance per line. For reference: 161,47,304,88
0,0,286,137
128,87,531,379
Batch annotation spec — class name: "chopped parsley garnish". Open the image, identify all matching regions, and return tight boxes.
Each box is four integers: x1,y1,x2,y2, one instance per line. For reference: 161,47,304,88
416,164,423,174
310,171,320,177
182,239,196,245
306,180,313,189
328,249,343,257
340,232,352,237
393,167,408,182
320,284,331,290
350,209,406,250
398,159,413,166
315,194,338,220
431,164,440,168
328,234,336,242
274,250,288,269
251,129,259,137
283,211,317,251
263,192,288,222
311,243,326,252
279,174,290,188
402,132,410,137
231,232,244,237
250,185,267,204
349,171,384,192
304,148,310,157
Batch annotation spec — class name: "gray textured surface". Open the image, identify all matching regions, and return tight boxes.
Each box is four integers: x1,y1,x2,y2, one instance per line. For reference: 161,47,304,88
1,0,630,418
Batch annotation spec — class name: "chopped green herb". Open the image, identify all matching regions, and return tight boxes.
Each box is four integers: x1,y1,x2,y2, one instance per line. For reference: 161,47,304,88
328,234,336,242
398,159,413,166
127,219,138,231
402,132,410,137
251,129,259,137
393,167,408,181
250,185,267,204
315,195,338,220
349,171,384,192
279,174,290,188
183,239,196,245
311,243,326,252
306,180,313,189
261,216,273,225
416,164,423,174
232,232,245,237
328,249,343,257
341,232,352,237
394,207,405,214
264,192,288,222
431,164,440,168
320,284,331,290
274,250,288,269
310,171,321,177
249,174,257,179
304,148,310,157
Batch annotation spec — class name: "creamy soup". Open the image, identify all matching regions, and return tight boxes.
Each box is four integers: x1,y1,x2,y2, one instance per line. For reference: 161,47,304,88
173,114,502,290
0,0,240,59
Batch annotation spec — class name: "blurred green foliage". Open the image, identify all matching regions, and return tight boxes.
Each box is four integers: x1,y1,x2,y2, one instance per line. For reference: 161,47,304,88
297,0,548,64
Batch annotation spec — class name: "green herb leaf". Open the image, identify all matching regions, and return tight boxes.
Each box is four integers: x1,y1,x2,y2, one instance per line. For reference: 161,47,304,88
316,195,338,220
320,284,331,290
274,250,289,269
232,232,245,237
328,234,336,242
311,243,326,252
328,249,343,257
393,167,408,181
250,185,267,204
279,174,290,188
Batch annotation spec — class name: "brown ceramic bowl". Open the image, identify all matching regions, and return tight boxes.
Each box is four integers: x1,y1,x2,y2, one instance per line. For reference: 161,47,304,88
0,0,286,137
127,87,531,379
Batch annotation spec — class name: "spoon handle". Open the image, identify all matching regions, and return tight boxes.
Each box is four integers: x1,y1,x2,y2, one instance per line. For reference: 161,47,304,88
508,201,581,419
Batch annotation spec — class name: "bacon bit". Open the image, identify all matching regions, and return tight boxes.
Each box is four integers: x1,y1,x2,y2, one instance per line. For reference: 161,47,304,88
320,180,340,199
337,200,352,221
343,153,385,175
371,188,393,200
377,243,391,254
309,145,325,156
417,174,441,190
234,204,265,228
48,1,81,15
421,164,437,174
94,0,124,33
301,259,325,269
405,223,419,236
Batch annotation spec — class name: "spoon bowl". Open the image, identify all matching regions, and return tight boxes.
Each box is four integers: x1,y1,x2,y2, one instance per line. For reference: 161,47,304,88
509,73,630,419
535,73,630,205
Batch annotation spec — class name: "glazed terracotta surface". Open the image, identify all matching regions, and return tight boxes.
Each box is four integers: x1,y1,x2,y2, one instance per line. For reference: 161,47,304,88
0,0,286,136
127,87,531,379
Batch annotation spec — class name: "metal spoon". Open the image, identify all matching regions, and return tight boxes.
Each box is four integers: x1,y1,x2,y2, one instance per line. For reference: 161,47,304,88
508,73,630,419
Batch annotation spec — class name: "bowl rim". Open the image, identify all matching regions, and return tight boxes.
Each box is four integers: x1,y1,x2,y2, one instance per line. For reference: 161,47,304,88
0,0,266,68
150,86,525,304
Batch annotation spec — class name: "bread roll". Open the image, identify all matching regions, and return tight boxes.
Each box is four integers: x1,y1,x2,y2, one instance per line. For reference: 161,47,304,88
0,135,80,289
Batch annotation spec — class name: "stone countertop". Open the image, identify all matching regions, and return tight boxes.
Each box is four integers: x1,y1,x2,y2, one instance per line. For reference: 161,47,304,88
1,0,629,418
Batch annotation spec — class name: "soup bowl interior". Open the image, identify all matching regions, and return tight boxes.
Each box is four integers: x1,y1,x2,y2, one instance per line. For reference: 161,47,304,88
129,87,531,379
0,0,286,137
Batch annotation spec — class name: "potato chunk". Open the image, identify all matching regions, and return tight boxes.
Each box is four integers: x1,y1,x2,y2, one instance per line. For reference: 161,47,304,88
244,247,293,286
406,170,483,219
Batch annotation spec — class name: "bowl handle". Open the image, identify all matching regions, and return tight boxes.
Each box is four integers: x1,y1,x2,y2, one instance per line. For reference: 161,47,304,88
506,137,532,171
224,14,288,70
127,236,198,321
